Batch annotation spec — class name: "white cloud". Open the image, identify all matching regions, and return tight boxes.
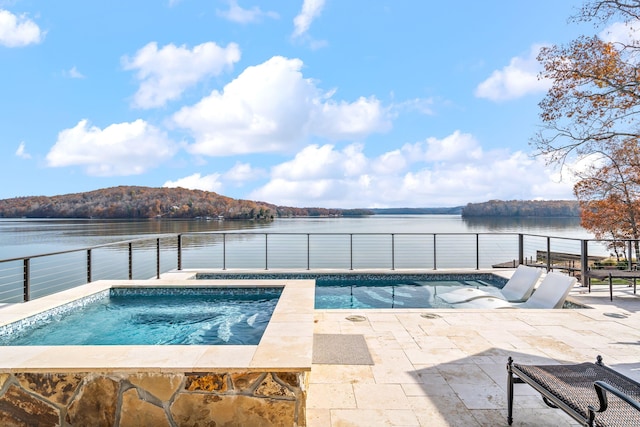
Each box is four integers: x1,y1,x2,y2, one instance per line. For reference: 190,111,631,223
271,144,348,180
421,131,483,162
475,44,551,102
391,98,435,116
0,9,43,47
46,119,177,176
173,56,390,156
164,162,266,194
216,0,278,23
312,96,390,139
65,66,85,79
599,21,640,45
224,162,266,182
15,141,31,159
163,173,223,193
249,132,576,208
398,131,483,167
372,149,406,175
292,0,325,38
122,41,241,109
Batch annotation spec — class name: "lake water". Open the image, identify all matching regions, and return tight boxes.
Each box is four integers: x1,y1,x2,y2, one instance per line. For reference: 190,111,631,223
0,215,598,303
0,215,592,260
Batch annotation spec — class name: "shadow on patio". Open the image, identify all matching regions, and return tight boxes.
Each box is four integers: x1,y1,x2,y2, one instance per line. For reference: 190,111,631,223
308,291,640,426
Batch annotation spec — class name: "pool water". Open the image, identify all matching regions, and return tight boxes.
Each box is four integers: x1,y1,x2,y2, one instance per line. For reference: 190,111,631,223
0,287,281,346
315,278,504,309
195,273,508,309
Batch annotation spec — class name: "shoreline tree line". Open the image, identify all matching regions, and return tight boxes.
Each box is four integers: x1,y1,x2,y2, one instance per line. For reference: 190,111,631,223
0,186,369,220
0,185,580,219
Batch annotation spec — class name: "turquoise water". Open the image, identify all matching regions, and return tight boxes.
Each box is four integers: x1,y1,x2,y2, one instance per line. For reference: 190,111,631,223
314,276,504,309
0,288,281,346
195,272,508,309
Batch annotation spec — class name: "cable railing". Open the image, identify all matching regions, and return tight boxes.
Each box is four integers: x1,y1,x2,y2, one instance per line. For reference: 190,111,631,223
0,231,630,304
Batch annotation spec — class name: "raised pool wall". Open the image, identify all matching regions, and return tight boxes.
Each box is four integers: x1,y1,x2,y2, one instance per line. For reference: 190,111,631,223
0,277,314,426
0,370,308,426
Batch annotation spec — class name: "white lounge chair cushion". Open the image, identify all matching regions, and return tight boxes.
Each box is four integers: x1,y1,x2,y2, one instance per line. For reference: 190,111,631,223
457,272,577,309
438,265,542,304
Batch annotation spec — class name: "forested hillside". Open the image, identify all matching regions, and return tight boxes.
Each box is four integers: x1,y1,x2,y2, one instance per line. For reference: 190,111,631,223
0,187,582,219
0,186,346,219
371,207,463,215
461,200,580,217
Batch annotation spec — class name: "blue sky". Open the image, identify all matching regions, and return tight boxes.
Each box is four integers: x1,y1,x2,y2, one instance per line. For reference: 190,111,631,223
0,0,602,208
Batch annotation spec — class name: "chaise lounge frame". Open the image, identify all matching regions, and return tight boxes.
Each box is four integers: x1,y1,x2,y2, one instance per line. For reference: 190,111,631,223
507,356,640,426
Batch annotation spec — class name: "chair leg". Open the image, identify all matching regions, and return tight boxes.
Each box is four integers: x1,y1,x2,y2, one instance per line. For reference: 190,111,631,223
609,273,613,301
507,357,514,425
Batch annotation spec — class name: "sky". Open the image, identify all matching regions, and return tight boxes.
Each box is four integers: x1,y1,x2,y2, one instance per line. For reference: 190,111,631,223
0,0,608,208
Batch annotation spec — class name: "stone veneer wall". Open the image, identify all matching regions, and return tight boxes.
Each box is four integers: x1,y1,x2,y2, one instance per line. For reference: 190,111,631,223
0,370,308,426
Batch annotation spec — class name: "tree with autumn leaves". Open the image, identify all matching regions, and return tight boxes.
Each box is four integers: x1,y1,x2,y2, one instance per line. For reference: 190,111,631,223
534,0,640,260
572,143,640,259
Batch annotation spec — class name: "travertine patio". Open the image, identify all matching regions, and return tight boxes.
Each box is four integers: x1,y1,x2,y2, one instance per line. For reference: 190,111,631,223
307,284,640,426
0,270,637,426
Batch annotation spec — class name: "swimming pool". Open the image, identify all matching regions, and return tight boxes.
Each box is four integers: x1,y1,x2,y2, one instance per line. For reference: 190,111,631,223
195,272,508,309
0,287,282,346
315,276,506,308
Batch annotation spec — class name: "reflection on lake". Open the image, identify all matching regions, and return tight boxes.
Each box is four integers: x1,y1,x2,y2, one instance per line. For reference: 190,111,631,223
0,215,600,303
0,218,271,259
0,215,592,260
462,216,586,236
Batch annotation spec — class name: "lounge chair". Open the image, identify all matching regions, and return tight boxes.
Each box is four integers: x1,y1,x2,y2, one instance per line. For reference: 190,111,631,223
437,265,542,304
507,355,640,426
457,272,576,309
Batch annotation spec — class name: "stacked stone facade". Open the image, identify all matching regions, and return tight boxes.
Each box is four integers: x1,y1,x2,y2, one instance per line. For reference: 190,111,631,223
0,370,307,426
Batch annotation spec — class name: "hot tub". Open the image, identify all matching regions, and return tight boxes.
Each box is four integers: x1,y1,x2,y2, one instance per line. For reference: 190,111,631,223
0,277,314,426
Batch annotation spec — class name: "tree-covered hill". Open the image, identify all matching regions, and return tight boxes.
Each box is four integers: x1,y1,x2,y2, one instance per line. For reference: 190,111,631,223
0,187,582,219
461,200,580,217
370,207,463,215
0,186,351,220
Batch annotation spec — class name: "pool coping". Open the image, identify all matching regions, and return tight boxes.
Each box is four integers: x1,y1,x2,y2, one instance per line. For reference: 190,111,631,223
0,277,315,374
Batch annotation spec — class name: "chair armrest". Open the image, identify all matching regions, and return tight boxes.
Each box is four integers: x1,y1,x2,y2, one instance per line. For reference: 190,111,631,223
589,380,640,413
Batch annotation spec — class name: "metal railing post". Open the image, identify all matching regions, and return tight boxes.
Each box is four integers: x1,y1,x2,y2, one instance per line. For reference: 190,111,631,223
177,234,182,271
350,234,353,270
627,240,633,270
433,234,437,270
546,236,551,272
581,240,589,290
223,234,226,270
156,238,161,279
476,234,480,270
87,249,92,283
128,242,133,280
265,234,268,270
307,234,310,270
518,234,524,265
23,258,30,302
391,233,395,270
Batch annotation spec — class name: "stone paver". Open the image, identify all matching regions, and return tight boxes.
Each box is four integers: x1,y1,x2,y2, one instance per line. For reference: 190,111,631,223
308,284,639,426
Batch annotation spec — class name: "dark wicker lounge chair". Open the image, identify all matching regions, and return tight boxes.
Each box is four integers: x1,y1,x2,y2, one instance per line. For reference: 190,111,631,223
507,356,640,426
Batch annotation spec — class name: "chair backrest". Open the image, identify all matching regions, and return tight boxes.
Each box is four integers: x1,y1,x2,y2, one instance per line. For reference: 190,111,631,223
501,265,543,301
523,272,577,309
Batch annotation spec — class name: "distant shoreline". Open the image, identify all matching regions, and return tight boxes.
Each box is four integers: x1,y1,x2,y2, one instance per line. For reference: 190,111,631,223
0,186,581,219
369,207,463,215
